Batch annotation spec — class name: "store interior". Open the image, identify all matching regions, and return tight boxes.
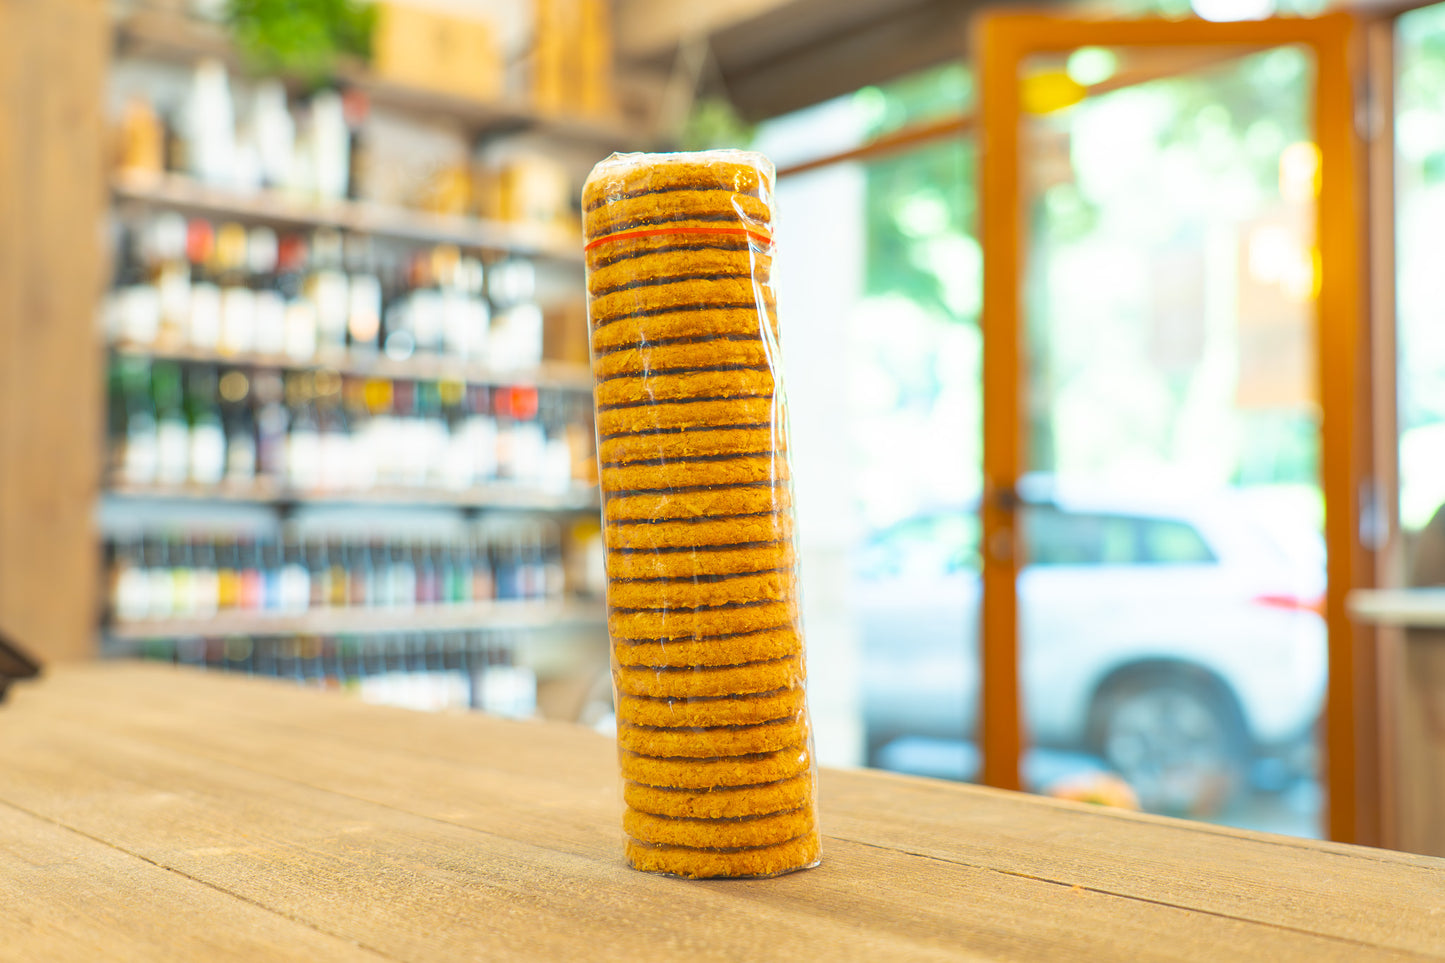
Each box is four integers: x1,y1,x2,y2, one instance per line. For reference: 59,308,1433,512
2,0,1443,857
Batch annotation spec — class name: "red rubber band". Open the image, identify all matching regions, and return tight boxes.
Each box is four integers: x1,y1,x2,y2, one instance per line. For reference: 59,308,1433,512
584,225,773,252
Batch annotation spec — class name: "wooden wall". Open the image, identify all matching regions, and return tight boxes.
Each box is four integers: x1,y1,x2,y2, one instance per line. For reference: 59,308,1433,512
0,0,108,663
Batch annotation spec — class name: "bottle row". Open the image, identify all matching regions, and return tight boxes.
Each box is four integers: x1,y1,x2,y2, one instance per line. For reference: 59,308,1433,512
113,62,577,231
108,359,596,495
118,65,365,203
136,633,538,718
108,214,546,369
106,526,568,625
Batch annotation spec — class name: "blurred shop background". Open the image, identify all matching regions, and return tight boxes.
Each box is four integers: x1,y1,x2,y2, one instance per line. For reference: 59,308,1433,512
2,0,1444,855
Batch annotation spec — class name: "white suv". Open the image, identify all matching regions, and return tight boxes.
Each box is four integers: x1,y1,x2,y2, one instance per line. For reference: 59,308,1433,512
857,479,1327,815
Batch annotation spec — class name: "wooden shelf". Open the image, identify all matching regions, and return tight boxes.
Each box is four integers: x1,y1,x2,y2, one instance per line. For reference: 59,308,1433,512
109,341,595,393
105,598,604,640
112,172,584,262
112,11,643,149
103,480,601,512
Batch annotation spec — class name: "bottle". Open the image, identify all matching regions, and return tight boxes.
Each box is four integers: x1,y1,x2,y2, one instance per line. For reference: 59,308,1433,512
182,59,236,187
447,538,473,605
171,534,197,618
327,537,349,608
540,391,573,495
253,370,289,482
280,529,311,614
215,535,240,611
392,380,426,489
345,234,382,353
259,537,284,612
306,536,329,610
285,372,321,492
439,379,473,491
116,98,165,176
154,213,193,347
342,377,375,489
153,362,190,486
314,370,351,492
252,80,294,191
493,386,515,482
543,526,566,600
343,89,369,201
216,222,256,355
522,526,547,600
509,387,545,487
309,89,350,201
119,360,160,485
185,365,226,486
106,362,129,481
218,369,257,484
249,227,287,356
418,382,450,489
115,222,161,346
408,250,445,356
381,252,416,361
416,541,439,606
111,536,150,623
387,541,415,611
362,378,395,487
367,537,388,606
144,534,174,619
191,534,219,618
348,538,373,608
308,229,350,356
466,385,498,485
494,528,518,601
278,235,317,361
238,536,264,612
185,219,222,350
440,251,472,360
471,531,495,602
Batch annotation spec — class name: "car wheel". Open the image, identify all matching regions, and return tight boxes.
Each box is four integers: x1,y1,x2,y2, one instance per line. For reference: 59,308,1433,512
1088,668,1249,817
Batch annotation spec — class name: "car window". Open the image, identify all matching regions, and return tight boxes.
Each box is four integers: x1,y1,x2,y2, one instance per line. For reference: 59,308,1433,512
1138,518,1216,564
858,512,980,579
1024,507,1216,566
1024,507,1138,565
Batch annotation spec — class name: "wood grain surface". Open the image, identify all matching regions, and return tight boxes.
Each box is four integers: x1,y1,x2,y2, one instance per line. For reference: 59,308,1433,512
1,663,1440,962
0,0,107,664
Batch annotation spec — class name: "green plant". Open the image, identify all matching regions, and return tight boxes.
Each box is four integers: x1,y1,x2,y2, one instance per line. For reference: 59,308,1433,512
226,0,376,84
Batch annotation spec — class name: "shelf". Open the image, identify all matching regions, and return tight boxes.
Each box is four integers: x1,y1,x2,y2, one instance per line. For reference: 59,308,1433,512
112,171,584,262
103,480,601,512
104,598,605,640
112,11,644,149
108,341,595,393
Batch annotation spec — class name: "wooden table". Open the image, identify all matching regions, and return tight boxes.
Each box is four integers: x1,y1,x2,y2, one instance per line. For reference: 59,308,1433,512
2,664,1440,961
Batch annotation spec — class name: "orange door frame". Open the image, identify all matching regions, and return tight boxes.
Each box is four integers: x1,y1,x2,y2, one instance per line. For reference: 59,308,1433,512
975,13,1366,843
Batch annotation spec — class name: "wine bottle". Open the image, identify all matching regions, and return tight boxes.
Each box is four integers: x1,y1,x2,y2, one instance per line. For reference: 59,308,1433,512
185,365,226,486
120,359,160,485
186,219,222,350
217,222,256,355
153,361,190,485
218,369,257,483
249,226,287,356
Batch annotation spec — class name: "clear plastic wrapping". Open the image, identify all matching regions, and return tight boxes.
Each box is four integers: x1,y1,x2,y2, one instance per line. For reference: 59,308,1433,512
582,150,820,879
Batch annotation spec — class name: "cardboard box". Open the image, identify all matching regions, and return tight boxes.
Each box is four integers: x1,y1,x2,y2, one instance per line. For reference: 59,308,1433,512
372,3,503,104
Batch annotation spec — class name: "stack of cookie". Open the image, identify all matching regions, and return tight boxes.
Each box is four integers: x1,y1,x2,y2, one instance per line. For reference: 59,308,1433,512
582,151,821,879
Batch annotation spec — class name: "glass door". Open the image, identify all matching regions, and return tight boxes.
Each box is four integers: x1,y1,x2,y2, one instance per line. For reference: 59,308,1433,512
978,15,1364,840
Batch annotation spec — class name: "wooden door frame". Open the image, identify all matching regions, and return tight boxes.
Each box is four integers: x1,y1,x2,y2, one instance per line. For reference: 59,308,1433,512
976,13,1367,843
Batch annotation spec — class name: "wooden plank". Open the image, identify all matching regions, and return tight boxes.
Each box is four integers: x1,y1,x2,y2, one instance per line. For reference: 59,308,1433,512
0,696,1419,962
0,799,389,962
0,0,106,663
16,665,1445,958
